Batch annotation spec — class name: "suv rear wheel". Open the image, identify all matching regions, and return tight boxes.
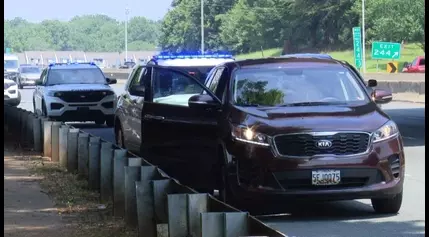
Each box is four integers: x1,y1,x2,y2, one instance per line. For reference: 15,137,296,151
115,123,125,148
371,191,403,214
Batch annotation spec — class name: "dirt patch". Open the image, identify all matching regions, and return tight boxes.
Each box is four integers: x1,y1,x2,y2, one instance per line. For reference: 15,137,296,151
4,132,137,237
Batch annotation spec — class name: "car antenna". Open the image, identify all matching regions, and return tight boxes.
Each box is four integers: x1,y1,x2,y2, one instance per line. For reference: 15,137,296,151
260,46,265,57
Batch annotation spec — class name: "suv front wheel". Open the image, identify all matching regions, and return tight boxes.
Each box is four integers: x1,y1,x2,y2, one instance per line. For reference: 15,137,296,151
371,191,403,214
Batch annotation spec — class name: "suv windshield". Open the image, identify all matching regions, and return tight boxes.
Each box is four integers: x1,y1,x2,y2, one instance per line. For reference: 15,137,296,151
20,67,41,73
4,60,19,69
47,68,107,85
232,66,369,107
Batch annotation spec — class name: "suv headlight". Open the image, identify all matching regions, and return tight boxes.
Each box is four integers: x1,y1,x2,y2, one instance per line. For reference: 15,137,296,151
372,120,399,143
47,91,63,97
231,125,271,146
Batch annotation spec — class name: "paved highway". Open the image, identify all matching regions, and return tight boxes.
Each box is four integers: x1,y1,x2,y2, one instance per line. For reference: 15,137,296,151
17,85,425,237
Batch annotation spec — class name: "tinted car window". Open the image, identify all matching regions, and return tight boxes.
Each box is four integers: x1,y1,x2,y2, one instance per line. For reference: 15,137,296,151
232,66,369,107
47,68,106,85
152,68,205,107
420,59,425,66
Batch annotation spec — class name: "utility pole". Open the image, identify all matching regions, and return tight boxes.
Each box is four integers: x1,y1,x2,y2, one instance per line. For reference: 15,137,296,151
362,0,366,73
200,0,204,54
125,7,130,61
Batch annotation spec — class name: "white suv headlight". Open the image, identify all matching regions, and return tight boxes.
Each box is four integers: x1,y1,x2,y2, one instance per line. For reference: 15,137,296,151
372,120,399,143
231,125,271,146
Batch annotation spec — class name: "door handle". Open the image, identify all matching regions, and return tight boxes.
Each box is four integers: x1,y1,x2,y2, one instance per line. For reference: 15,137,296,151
144,114,165,121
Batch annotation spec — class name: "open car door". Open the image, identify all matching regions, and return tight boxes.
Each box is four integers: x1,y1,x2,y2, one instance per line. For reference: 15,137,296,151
140,65,222,190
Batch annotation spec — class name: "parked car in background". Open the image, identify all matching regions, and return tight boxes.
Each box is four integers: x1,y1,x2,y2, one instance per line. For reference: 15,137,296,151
17,65,42,89
402,56,425,73
32,62,117,126
4,78,21,106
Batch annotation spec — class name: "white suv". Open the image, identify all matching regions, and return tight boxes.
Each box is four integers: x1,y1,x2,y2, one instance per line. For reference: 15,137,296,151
4,78,21,106
32,63,117,126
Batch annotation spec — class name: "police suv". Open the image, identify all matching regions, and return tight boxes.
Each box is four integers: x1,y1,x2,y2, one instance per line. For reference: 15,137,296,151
32,62,117,126
114,52,235,152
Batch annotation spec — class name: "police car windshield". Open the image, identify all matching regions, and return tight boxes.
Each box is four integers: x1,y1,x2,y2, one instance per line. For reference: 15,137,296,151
20,67,41,73
171,66,214,82
47,68,106,85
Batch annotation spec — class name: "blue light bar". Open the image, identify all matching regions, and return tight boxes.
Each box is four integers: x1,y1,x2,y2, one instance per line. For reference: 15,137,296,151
153,51,233,60
49,62,96,67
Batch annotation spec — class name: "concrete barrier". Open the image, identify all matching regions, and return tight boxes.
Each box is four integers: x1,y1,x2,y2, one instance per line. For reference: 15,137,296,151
4,105,287,237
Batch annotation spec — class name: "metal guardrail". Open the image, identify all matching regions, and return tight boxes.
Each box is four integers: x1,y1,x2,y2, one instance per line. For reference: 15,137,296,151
3,105,287,237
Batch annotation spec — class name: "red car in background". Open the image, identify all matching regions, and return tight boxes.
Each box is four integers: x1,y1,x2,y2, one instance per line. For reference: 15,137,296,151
402,56,425,73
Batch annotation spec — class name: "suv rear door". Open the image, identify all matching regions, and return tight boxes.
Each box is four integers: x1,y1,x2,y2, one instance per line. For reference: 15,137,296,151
141,65,221,189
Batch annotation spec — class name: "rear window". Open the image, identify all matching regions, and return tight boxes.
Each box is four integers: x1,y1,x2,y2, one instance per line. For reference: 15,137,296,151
420,59,425,66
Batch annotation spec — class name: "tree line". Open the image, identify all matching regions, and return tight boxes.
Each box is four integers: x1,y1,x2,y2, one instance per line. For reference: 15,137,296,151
4,0,425,54
4,15,161,52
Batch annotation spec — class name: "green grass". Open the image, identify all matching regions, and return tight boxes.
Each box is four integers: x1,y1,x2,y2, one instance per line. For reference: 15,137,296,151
235,43,424,72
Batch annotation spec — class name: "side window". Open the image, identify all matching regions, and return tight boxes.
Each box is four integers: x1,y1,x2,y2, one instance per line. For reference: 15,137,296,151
152,68,206,107
419,59,425,66
41,69,48,84
202,68,218,95
411,58,418,66
128,67,144,90
208,68,224,93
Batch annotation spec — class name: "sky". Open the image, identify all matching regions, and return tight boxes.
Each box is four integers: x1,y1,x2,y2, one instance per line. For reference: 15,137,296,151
4,0,173,22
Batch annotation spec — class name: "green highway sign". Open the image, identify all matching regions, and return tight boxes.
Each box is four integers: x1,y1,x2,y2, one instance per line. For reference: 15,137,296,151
352,27,363,69
371,41,401,60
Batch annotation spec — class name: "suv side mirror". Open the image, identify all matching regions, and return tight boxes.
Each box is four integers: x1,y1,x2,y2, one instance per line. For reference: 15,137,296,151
106,77,117,84
35,79,43,86
372,89,392,104
403,62,409,68
129,85,145,96
188,94,220,110
368,79,377,87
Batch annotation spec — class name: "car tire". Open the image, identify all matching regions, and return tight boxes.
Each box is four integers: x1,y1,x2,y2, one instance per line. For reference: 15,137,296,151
371,191,403,214
115,123,126,148
9,91,21,107
105,116,114,127
42,100,48,117
17,80,23,89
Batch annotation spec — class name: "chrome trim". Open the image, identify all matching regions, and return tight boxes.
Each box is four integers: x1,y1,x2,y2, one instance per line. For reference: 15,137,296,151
271,131,373,159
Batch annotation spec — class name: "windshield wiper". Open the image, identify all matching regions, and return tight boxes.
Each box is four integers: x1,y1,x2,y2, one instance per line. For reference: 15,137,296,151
278,101,346,107
237,103,261,107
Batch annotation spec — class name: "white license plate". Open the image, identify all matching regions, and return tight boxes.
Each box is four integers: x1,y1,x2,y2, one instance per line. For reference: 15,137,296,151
312,170,341,186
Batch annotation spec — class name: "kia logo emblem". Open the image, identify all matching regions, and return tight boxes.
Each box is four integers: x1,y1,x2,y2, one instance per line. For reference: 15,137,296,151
315,140,332,149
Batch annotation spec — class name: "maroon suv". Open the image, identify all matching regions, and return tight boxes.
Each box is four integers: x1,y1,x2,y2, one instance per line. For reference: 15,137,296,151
117,57,405,215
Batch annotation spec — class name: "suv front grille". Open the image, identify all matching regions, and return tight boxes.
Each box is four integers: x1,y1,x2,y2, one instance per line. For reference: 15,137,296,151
274,132,371,157
57,91,110,102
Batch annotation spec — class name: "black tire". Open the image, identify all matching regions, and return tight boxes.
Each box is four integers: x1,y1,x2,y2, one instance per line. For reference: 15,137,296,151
105,116,114,127
9,92,21,107
95,119,105,125
115,122,126,148
371,191,403,214
42,100,48,116
217,148,236,205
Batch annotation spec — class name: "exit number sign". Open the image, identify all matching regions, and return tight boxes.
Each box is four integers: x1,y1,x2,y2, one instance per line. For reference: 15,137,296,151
371,42,401,60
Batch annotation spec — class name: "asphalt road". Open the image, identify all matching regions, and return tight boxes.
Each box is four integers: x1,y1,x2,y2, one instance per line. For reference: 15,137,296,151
17,85,425,237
